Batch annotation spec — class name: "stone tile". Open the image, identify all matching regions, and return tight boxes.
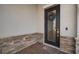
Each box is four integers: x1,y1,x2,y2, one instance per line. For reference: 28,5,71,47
0,33,75,54
0,33,43,54
16,42,66,54
60,36,75,53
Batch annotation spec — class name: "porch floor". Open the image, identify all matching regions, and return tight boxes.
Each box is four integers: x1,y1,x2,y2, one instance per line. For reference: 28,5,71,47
16,42,66,54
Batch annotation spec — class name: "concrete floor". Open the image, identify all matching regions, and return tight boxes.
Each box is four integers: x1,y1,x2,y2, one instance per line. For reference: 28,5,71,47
16,42,66,54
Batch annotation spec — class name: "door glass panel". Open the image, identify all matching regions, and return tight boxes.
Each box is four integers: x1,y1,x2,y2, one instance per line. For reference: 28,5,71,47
47,10,56,42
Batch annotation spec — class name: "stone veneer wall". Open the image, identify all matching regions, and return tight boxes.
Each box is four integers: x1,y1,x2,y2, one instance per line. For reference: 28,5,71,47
0,33,75,54
76,38,79,54
60,36,75,54
0,33,43,54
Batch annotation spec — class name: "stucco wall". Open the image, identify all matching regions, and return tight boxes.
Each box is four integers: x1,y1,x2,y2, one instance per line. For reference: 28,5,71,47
0,5,38,38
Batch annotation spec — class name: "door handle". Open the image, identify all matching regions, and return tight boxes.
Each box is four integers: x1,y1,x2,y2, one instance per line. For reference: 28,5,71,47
57,30,59,33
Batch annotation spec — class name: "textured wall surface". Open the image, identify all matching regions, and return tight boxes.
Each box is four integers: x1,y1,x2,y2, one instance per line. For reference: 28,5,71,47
0,5,38,38
60,36,75,53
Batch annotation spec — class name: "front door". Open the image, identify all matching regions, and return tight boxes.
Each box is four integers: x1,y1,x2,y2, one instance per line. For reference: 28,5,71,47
45,5,60,47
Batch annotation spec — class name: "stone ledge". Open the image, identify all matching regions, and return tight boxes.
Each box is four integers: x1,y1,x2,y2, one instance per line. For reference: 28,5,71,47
0,33,43,54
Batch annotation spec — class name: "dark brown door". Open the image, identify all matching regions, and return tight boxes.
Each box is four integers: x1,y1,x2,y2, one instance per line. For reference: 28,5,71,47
45,5,60,47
